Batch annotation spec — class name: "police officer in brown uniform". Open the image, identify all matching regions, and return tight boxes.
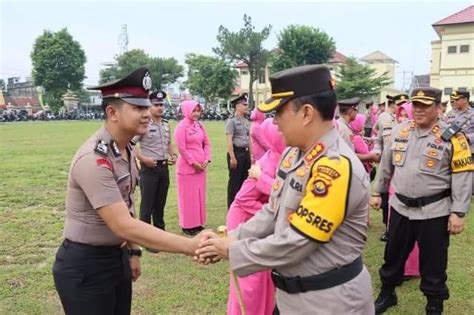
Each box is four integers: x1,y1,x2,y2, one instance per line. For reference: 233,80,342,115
370,87,473,314
52,67,203,315
226,93,251,208
134,91,177,236
372,95,399,241
197,65,374,314
337,97,360,150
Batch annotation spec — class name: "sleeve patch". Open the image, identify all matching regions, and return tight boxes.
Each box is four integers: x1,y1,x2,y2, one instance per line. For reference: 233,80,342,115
450,134,474,173
96,158,113,171
289,156,351,242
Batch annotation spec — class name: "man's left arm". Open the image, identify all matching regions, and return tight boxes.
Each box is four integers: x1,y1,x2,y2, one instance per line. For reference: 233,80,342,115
450,133,474,215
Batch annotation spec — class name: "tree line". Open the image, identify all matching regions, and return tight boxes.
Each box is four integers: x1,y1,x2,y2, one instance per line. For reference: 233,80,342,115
28,15,391,113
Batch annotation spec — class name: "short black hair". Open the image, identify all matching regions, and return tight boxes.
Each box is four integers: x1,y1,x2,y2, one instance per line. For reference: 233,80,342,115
291,90,337,121
102,98,124,118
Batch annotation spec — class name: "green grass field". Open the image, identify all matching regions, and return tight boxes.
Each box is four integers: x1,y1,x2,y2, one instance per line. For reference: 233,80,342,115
0,121,473,315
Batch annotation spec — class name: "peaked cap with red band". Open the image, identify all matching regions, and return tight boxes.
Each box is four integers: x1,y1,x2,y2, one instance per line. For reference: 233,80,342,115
88,66,152,107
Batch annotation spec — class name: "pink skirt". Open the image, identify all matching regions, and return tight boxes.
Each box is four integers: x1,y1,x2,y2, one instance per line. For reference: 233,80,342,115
176,172,207,228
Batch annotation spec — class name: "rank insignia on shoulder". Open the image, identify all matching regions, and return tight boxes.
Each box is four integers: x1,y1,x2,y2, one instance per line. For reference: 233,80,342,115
96,158,113,171
94,140,109,156
304,143,325,164
110,140,121,158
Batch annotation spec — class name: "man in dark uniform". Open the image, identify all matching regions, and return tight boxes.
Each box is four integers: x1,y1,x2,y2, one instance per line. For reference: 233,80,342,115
225,93,251,208
134,91,177,240
52,67,204,315
371,87,473,314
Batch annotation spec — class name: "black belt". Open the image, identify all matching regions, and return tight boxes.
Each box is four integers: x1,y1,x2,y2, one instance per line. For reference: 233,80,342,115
395,189,451,208
271,256,363,294
63,239,123,254
155,159,168,165
233,146,249,152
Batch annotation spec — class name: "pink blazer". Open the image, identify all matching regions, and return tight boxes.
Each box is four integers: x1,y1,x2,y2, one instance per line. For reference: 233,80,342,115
174,100,212,175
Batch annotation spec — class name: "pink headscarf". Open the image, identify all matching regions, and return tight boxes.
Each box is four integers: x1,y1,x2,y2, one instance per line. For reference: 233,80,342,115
250,108,265,122
180,100,202,123
259,118,285,155
350,114,366,134
396,102,413,122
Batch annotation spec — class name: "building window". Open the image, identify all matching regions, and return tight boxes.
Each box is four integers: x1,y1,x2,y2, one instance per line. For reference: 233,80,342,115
444,87,453,96
258,72,265,84
241,70,248,75
458,87,467,92
460,45,469,53
447,46,457,54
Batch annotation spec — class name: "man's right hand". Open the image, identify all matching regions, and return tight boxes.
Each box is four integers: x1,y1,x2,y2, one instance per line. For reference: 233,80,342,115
230,157,237,169
370,196,382,210
143,157,157,168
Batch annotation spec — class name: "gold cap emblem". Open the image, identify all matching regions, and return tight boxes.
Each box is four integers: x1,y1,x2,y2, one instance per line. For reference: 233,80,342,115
417,90,425,97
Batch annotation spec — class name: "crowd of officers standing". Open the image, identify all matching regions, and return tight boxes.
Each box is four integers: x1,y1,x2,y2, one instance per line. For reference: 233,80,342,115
51,64,472,315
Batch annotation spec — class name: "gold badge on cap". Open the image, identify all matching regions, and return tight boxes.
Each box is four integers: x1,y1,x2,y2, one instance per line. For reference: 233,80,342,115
417,90,425,97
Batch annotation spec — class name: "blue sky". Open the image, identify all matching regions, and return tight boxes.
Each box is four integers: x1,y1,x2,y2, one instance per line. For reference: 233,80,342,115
0,0,471,89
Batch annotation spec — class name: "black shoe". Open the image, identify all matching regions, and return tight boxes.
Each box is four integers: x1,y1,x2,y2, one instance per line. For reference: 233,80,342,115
374,289,397,314
380,232,388,242
426,298,443,315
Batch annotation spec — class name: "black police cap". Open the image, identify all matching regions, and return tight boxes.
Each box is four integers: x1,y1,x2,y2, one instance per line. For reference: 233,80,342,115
88,66,152,107
150,91,167,104
258,65,334,113
230,93,249,108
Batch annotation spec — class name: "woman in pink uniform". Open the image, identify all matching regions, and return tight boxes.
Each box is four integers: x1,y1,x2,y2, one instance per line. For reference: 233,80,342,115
350,114,374,174
391,101,420,278
249,108,267,162
174,100,212,235
226,118,285,315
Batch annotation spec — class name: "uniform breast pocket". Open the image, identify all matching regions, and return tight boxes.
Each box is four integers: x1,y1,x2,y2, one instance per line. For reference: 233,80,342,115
419,149,444,173
391,142,408,167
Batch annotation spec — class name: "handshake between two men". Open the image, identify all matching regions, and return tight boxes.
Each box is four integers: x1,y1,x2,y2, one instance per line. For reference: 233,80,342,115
192,227,235,265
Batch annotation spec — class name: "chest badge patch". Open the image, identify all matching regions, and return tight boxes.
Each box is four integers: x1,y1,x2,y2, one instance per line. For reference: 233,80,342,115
426,159,436,168
394,153,402,162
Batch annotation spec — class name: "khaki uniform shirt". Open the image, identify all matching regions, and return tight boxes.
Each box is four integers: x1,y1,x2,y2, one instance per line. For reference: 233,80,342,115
443,107,474,152
134,119,171,160
374,120,473,219
64,126,139,245
336,117,354,150
372,111,396,155
225,115,250,148
229,128,372,313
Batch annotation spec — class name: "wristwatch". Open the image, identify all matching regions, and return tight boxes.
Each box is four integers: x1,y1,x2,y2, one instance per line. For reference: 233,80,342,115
453,212,466,218
128,248,142,257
